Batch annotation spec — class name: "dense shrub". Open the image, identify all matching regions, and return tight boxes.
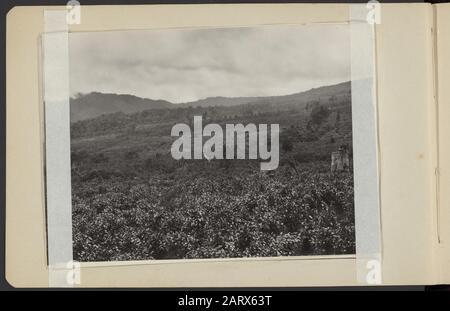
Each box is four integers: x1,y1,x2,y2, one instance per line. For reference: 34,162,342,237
72,161,355,261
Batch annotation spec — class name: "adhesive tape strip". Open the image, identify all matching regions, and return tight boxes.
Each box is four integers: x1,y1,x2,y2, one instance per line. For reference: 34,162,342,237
43,10,76,287
350,4,383,285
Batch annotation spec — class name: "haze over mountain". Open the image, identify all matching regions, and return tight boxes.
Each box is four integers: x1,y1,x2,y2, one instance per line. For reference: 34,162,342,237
70,81,351,122
70,92,173,122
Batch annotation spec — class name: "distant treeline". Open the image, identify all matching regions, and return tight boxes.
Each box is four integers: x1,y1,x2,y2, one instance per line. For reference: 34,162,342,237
71,93,351,140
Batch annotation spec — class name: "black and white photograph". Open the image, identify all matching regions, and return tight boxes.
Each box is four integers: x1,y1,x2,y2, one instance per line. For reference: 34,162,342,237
69,24,355,262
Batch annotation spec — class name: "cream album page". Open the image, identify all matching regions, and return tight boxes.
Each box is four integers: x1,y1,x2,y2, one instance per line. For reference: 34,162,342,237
435,3,450,285
5,3,440,287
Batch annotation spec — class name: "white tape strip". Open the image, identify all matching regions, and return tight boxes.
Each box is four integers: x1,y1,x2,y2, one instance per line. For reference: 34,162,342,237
350,4,383,285
43,10,76,287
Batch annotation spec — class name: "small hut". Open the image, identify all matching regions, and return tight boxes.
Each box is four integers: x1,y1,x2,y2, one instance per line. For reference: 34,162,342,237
331,145,350,173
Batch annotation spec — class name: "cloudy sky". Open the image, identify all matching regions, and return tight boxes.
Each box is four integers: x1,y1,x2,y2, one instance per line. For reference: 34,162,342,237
69,24,350,103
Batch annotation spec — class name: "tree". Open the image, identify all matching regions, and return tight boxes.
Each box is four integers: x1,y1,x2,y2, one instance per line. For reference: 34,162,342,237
329,95,337,104
310,105,330,126
281,138,294,153
335,111,341,126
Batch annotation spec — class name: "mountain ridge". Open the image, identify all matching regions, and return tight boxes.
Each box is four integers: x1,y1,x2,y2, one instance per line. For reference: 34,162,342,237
70,81,351,122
